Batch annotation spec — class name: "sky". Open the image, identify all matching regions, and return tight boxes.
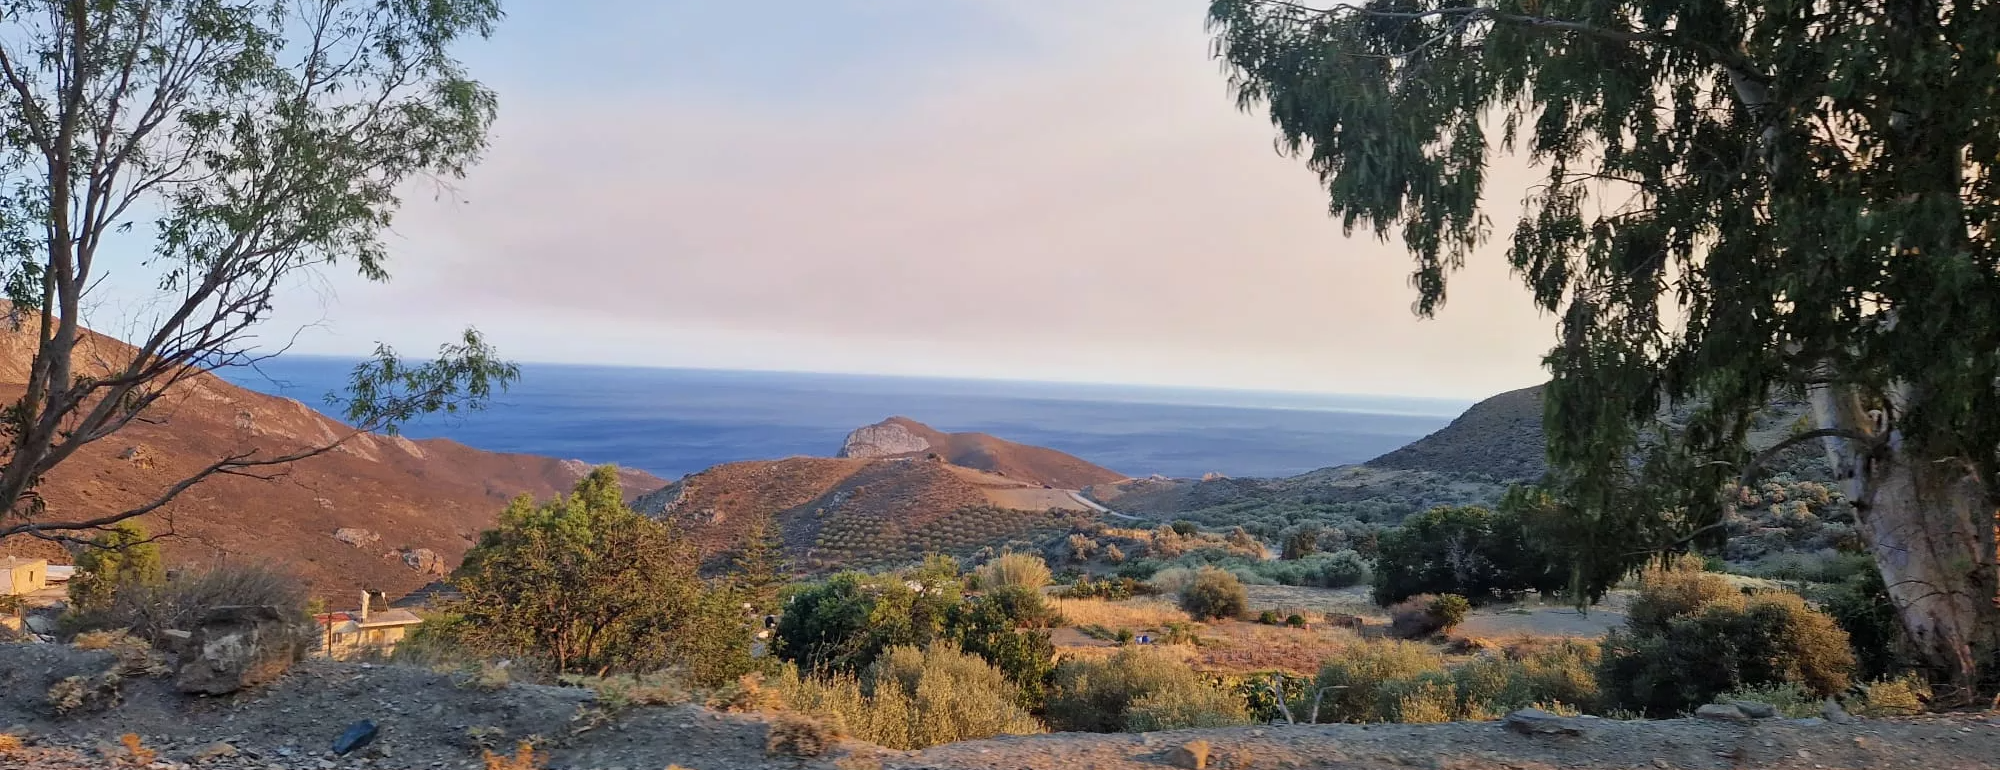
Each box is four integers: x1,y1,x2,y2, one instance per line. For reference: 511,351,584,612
114,1,1565,401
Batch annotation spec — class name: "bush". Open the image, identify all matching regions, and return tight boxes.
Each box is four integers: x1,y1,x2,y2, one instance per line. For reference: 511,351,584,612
770,645,1042,751
1257,610,1281,625
766,713,840,758
1178,567,1247,621
1046,647,1248,733
1598,562,1855,717
1387,594,1457,639
1813,565,1907,680
1313,550,1371,588
69,563,307,642
1285,614,1306,628
1311,639,1449,722
1170,520,1200,537
65,522,163,614
1428,595,1470,632
1148,567,1198,595
974,552,1052,592
1370,505,1562,605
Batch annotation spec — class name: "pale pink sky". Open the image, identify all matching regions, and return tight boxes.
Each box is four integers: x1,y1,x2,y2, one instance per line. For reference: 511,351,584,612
256,1,1559,400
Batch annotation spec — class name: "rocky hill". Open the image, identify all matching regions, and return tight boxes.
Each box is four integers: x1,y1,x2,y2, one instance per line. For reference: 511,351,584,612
836,416,1126,489
0,317,661,602
1366,384,1548,481
633,453,1095,572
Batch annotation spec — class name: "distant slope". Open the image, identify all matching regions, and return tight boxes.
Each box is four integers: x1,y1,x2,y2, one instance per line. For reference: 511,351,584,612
634,454,1096,572
836,416,1125,489
0,316,662,601
1365,385,1547,482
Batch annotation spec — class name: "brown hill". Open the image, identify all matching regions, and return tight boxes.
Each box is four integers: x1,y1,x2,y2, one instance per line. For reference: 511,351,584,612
0,318,661,604
633,455,1095,572
835,416,1125,489
1365,384,1549,482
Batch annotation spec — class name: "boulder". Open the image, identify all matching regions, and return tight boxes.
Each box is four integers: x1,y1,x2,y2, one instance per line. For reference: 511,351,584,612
836,419,930,459
1503,708,1588,737
331,528,380,548
1732,700,1780,719
1696,703,1751,721
175,605,309,695
401,548,448,576
1167,739,1212,770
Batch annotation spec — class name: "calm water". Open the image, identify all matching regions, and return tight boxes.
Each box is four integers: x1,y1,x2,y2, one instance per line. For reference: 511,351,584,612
219,358,1464,481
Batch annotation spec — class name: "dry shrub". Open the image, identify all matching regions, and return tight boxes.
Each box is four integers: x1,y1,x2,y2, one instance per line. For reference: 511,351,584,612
72,629,170,678
0,733,22,754
559,672,689,712
767,713,839,758
707,672,780,713
1048,597,1190,630
1450,638,1600,716
77,563,308,641
974,552,1052,592
1047,646,1246,733
1625,556,1742,633
481,741,542,770
1854,673,1931,717
114,734,154,768
1148,566,1199,594
47,671,122,716
1388,594,1463,639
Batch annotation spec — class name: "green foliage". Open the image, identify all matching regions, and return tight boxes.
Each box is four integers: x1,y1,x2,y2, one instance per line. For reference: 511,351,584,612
66,522,162,613
1599,563,1856,716
1257,610,1281,625
973,552,1052,593
1054,576,1160,601
1427,595,1470,632
437,467,752,684
769,645,1043,750
1311,639,1449,723
1813,566,1909,681
948,586,1059,708
0,0,517,540
1310,638,1599,723
1169,520,1199,537
1045,647,1248,733
1280,523,1321,560
728,515,788,614
1370,505,1562,606
1178,566,1247,621
1209,0,2000,687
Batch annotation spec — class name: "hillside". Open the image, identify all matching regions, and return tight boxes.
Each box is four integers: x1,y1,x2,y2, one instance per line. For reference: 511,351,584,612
837,416,1126,488
1085,382,1829,532
634,454,1096,572
0,316,662,602
1366,384,1548,481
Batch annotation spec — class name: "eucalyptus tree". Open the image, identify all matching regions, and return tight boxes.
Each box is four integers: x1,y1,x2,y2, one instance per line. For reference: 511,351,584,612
0,0,516,542
1209,0,2000,697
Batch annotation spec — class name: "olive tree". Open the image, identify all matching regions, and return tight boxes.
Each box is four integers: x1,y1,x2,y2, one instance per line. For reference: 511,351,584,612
0,0,516,542
1210,0,2000,698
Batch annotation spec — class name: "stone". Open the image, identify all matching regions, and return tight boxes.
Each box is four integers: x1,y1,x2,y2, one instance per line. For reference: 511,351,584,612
400,548,447,576
331,721,377,756
835,418,932,459
1697,703,1751,721
1732,700,1780,719
1822,698,1858,725
175,605,309,695
331,528,380,548
1167,739,1212,770
1503,708,1588,737
23,614,55,634
190,742,238,762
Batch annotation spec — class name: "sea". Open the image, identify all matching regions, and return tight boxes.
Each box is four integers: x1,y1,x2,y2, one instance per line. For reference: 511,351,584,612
218,358,1467,481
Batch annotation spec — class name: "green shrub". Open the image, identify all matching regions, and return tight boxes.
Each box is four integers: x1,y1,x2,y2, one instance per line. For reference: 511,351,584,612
974,553,1052,593
1428,595,1470,632
1257,610,1282,625
1813,565,1907,680
1598,562,1855,717
1285,614,1306,628
1179,567,1247,621
1387,594,1454,639
1170,520,1200,537
1370,505,1562,605
771,644,1043,750
1046,647,1247,733
65,522,163,615
1311,639,1449,723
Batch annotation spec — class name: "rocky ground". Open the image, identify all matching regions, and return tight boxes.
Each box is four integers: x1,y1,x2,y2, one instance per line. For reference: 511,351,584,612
4,644,2000,770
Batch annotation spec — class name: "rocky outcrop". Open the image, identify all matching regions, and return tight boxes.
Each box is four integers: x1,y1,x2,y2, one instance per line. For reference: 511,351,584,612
399,548,448,576
836,418,932,459
174,605,310,695
331,528,380,548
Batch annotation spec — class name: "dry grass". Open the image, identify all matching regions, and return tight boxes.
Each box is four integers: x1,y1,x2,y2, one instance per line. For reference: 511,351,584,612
1192,621,1363,675
1242,584,1379,617
767,713,840,758
1050,597,1190,630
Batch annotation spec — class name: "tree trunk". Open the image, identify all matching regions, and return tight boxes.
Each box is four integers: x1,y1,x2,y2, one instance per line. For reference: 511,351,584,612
1813,382,2000,699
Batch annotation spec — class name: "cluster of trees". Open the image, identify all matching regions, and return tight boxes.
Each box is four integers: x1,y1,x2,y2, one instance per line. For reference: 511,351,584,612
1369,499,1566,606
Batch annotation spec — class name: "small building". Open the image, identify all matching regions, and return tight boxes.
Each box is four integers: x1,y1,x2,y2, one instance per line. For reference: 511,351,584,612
1,557,48,596
313,590,424,660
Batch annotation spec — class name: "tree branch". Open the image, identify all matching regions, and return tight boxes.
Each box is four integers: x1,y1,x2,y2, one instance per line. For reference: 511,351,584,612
1739,428,1878,489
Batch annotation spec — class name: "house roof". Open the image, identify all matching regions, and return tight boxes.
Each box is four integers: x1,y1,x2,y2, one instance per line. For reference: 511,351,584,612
390,580,462,609
314,608,424,630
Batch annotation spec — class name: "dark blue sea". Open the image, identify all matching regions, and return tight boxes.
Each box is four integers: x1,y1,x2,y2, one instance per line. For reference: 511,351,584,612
218,358,1466,481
